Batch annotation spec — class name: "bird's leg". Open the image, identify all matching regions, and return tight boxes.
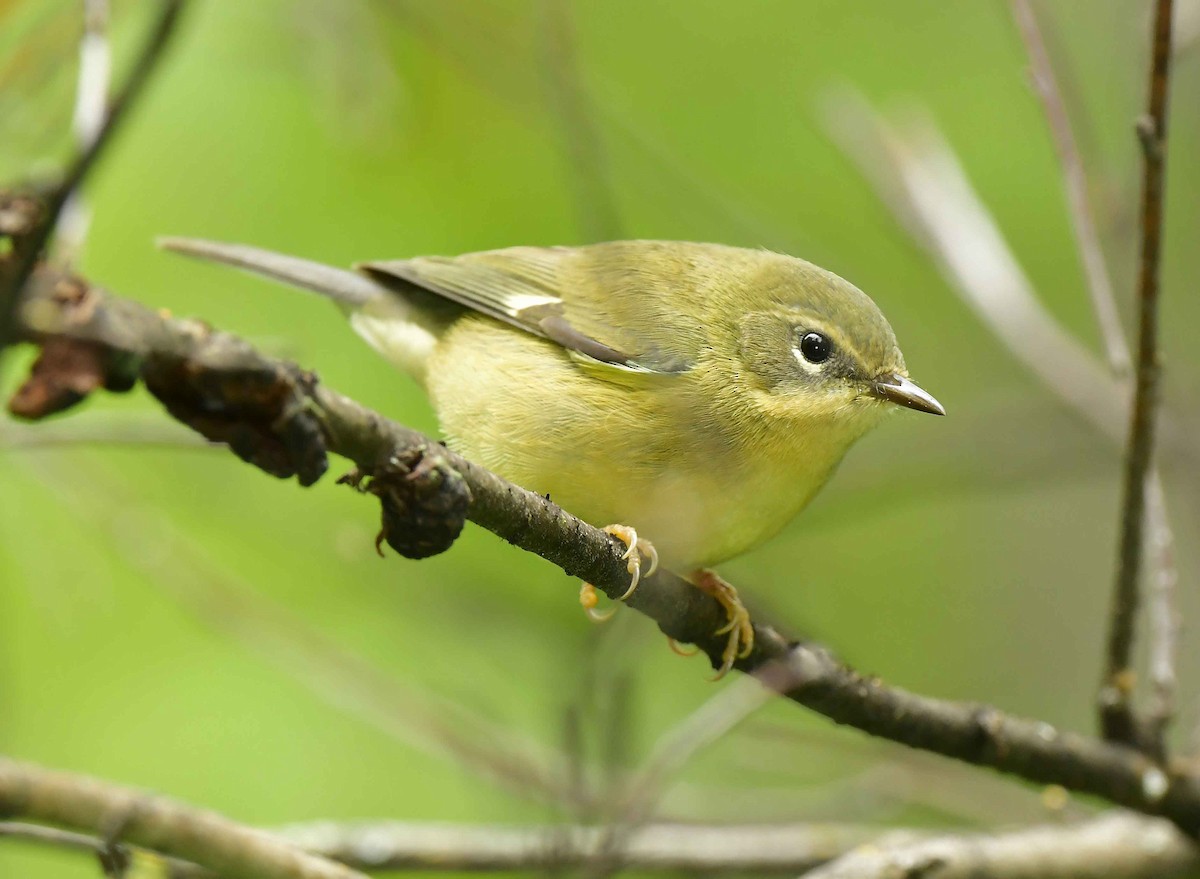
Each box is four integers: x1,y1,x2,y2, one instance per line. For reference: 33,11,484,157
578,525,658,622
688,569,754,680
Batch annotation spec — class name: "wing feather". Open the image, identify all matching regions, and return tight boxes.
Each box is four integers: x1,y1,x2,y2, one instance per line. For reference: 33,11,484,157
359,245,677,374
359,241,763,378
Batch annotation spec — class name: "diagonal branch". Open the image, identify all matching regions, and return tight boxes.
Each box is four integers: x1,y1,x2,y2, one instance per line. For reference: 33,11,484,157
1102,0,1176,749
10,272,1200,835
0,0,187,352
1009,0,1130,376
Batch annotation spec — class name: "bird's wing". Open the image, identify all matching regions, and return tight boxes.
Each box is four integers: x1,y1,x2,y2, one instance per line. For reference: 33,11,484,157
359,241,721,376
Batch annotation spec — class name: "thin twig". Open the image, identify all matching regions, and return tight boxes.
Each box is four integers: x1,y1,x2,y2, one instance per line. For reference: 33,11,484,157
13,277,1200,835
0,0,187,351
57,0,113,263
1145,474,1179,741
1102,0,1176,750
0,759,367,879
1009,0,1129,376
1012,0,1179,752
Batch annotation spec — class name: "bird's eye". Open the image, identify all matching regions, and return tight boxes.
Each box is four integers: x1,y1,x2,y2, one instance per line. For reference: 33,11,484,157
798,332,832,364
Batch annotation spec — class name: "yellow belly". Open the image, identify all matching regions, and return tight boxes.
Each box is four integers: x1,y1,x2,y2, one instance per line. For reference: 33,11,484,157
425,316,871,569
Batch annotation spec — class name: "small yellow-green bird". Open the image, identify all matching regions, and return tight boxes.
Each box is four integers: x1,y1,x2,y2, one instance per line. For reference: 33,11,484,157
161,238,943,675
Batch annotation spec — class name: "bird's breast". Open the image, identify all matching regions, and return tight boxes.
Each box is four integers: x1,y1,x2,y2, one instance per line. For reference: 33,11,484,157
426,317,858,569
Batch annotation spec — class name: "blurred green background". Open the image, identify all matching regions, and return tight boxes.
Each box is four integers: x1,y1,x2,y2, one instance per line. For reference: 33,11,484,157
2,1,1198,875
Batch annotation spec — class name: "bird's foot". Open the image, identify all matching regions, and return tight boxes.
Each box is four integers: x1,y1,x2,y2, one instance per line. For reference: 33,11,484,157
579,525,658,623
689,568,754,680
607,524,659,600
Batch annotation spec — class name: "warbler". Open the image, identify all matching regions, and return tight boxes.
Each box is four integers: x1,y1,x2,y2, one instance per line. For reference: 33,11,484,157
161,238,943,676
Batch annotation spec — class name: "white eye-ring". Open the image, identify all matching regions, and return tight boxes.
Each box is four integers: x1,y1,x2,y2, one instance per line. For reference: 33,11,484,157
793,331,832,374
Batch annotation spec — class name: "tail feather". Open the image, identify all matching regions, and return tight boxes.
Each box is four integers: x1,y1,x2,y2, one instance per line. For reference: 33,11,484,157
159,236,447,382
158,237,384,309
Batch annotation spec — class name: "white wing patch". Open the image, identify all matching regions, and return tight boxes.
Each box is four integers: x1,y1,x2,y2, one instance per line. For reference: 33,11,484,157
504,292,562,312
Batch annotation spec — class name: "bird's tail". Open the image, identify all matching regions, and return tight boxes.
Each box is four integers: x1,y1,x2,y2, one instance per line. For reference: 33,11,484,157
158,237,386,309
158,237,448,381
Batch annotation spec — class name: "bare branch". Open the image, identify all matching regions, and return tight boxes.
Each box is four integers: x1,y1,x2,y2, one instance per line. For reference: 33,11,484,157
1103,0,1176,750
11,275,1200,835
0,0,187,350
1009,0,1130,376
804,811,1195,879
268,819,878,875
8,809,1198,879
275,814,1197,877
0,758,368,879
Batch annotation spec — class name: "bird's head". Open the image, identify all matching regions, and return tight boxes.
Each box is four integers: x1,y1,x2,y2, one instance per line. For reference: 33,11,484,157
734,258,943,432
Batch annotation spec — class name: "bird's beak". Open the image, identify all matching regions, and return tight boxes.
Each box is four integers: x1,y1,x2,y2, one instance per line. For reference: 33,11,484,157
870,373,945,416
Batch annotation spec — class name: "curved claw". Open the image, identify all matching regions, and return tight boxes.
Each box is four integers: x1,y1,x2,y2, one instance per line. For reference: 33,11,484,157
616,560,641,602
579,582,616,623
576,526,658,625
585,605,617,623
667,637,700,657
643,542,660,578
603,525,657,603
